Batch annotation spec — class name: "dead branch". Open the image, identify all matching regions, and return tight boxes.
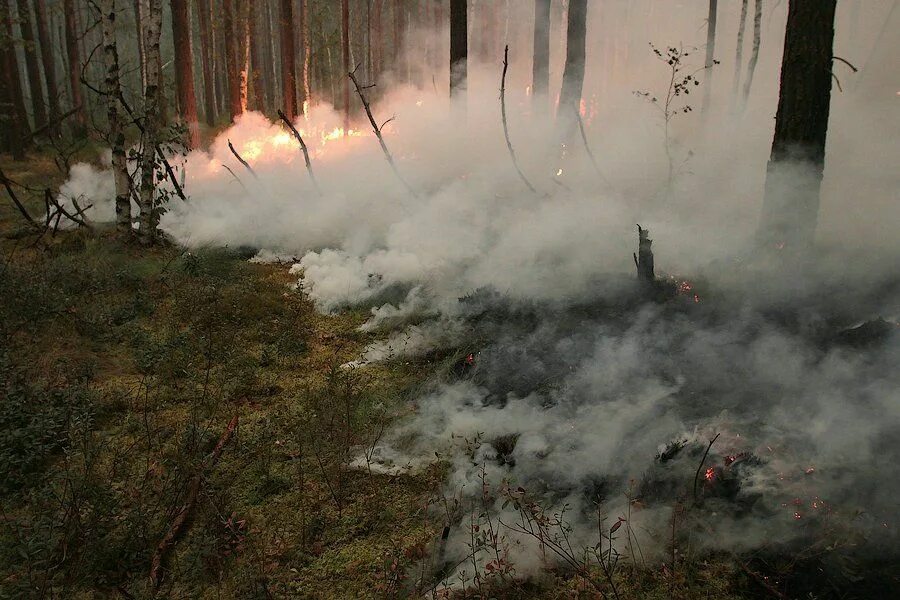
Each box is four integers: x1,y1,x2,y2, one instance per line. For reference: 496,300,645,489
45,189,93,230
227,139,259,180
277,109,321,194
149,415,239,589
692,432,720,504
574,108,609,184
348,64,418,198
832,56,859,72
0,167,40,229
221,165,249,193
501,46,537,194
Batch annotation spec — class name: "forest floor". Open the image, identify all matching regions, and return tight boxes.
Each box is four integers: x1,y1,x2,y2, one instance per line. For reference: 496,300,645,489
0,153,833,599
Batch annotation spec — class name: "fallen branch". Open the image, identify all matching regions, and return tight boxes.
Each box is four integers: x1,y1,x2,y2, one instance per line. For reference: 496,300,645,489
277,109,320,195
45,188,93,230
227,139,259,180
0,166,40,229
348,64,417,198
692,432,720,504
501,45,537,194
149,415,239,589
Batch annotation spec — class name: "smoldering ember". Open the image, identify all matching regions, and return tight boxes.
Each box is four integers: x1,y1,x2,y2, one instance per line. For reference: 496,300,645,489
0,1,898,598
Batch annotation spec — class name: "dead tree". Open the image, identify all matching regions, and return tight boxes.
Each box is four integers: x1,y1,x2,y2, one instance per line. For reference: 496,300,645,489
634,225,655,282
732,0,749,107
702,0,718,113
33,0,60,135
758,0,837,249
532,0,550,111
449,0,466,98
196,0,216,125
741,0,762,110
16,0,48,130
98,0,131,235
558,0,587,129
348,65,416,198
171,0,200,148
63,0,87,134
138,0,163,246
341,0,351,131
501,46,536,194
280,0,297,120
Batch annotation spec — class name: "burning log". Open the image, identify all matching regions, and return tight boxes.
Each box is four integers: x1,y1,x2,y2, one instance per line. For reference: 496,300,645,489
500,45,537,194
633,224,655,282
227,139,259,180
348,64,418,199
149,415,239,589
277,109,321,195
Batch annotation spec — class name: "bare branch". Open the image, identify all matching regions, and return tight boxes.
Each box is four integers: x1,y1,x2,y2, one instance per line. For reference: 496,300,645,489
277,109,321,195
227,139,259,180
500,46,537,194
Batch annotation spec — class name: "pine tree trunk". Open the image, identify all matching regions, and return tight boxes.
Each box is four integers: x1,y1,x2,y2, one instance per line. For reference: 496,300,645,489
33,0,59,135
171,0,200,148
558,0,587,125
239,2,250,113
299,0,310,113
196,0,217,126
372,0,383,81
741,0,762,109
532,0,550,110
758,0,837,249
223,0,242,120
280,0,296,119
702,0,718,113
139,0,163,246
732,0,748,104
99,0,131,235
341,0,350,130
392,0,402,80
16,0,47,130
63,0,86,134
449,0,466,98
249,7,264,112
1,1,30,157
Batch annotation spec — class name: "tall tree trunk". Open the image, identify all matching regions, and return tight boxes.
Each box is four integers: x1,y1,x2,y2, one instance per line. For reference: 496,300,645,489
16,0,47,129
372,0,382,81
732,0,748,105
392,0,403,80
239,2,250,112
248,6,263,111
280,0,296,119
741,0,762,109
299,0,310,112
758,0,837,249
341,0,350,130
1,1,30,157
134,0,146,90
214,0,226,116
99,0,131,235
171,0,200,148
449,0,466,98
558,0,587,125
702,0,718,113
267,0,280,110
139,0,163,245
33,0,59,135
196,0,216,126
532,0,550,110
223,0,242,120
63,0,86,134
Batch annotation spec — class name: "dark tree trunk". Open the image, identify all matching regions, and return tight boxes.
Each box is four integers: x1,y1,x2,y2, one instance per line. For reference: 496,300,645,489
16,0,47,129
1,1,30,157
280,0,296,119
449,0,466,98
758,0,837,249
732,0,749,104
297,0,309,113
741,0,762,109
532,0,550,109
171,0,200,148
392,0,403,81
63,0,86,134
196,0,217,126
372,0,383,80
249,7,264,112
558,0,587,124
341,0,350,130
33,0,59,135
223,0,242,120
702,0,718,113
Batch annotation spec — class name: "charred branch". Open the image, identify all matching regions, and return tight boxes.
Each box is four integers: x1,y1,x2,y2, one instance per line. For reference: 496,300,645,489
227,139,259,180
277,109,321,194
501,46,537,194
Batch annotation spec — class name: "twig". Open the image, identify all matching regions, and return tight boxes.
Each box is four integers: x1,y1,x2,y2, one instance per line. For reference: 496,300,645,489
348,64,418,198
149,415,239,589
500,46,537,194
692,432,721,504
227,139,259,180
277,109,321,194
45,189,93,230
832,56,858,72
221,165,249,192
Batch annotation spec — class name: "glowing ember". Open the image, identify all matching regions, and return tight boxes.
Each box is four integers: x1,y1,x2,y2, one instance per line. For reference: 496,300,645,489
705,467,715,481
805,466,816,475
793,512,803,520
